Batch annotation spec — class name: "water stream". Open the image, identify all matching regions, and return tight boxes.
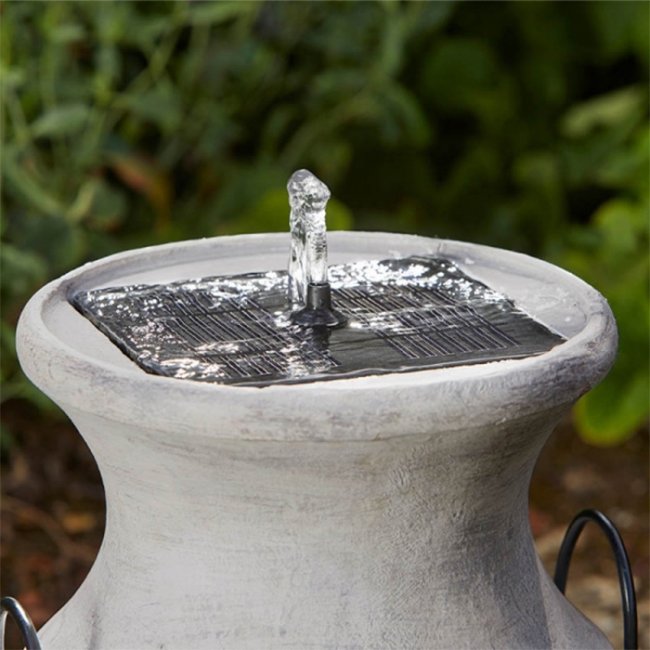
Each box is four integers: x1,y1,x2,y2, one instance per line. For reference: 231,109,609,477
287,169,330,308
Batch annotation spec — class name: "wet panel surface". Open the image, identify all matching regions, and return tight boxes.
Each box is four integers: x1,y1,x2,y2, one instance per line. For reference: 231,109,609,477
71,256,565,386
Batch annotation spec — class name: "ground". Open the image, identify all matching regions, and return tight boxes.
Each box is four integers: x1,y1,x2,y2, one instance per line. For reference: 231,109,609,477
1,401,648,649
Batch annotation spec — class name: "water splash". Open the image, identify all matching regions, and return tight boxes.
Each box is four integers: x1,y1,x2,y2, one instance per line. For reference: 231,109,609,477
287,169,330,307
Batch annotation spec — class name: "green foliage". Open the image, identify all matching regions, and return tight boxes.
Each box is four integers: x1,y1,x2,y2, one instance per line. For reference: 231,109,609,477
553,110,649,445
1,1,648,444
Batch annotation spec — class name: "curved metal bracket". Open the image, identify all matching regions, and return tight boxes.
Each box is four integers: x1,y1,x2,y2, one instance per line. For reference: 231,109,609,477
1,597,42,650
554,508,638,650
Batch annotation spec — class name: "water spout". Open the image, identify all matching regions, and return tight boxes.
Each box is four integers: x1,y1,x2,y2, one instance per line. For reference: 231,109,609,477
287,169,330,305
287,169,346,328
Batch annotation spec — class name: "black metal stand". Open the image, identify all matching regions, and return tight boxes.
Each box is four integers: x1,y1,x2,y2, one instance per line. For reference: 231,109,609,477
554,508,638,650
0,597,41,650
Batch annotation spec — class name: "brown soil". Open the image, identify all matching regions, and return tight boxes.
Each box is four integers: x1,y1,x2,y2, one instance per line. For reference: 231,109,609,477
1,400,648,649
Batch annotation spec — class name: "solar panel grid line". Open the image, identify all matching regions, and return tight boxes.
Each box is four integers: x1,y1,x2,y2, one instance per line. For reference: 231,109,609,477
218,311,263,343
336,291,411,318
231,355,260,378
405,305,460,323
338,289,390,313
418,331,454,356
391,290,437,310
258,352,288,373
241,355,268,377
229,308,282,343
201,314,248,345
185,311,227,345
436,317,483,349
471,323,517,349
444,311,501,351
156,320,212,363
403,334,447,358
395,310,430,326
342,292,384,314
408,333,449,358
378,294,418,312
255,318,292,346
446,328,480,354
176,289,218,315
458,309,519,345
424,328,466,355
209,324,285,356
375,291,418,312
382,336,420,359
205,309,272,345
427,331,462,355
472,324,516,349
165,316,206,348
175,290,201,313
388,332,443,358
199,351,239,370
222,357,246,378
159,291,215,317
146,296,174,317
161,290,189,316
457,326,504,351
173,319,254,365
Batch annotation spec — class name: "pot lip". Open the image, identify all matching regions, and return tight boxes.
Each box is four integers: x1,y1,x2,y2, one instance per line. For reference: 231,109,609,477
16,232,617,441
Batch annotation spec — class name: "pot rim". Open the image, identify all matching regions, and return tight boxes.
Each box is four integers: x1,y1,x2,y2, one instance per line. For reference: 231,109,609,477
16,232,617,441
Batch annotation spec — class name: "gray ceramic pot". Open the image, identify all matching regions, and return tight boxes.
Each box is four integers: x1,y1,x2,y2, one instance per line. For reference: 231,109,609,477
17,233,617,649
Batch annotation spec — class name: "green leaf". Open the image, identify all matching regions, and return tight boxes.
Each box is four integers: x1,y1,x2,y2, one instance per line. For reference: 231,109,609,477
310,69,368,105
67,178,127,230
7,213,87,275
593,199,646,259
31,104,91,139
575,369,649,446
408,1,455,35
513,151,565,229
2,152,65,217
50,22,86,44
379,81,432,147
0,244,48,305
116,81,183,133
88,180,128,231
561,86,646,138
589,1,650,62
0,63,25,92
188,1,259,26
378,2,406,78
596,124,650,191
418,37,514,132
419,38,501,112
557,192,649,444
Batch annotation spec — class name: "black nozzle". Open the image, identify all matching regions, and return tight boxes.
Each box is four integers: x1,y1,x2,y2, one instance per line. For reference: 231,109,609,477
290,282,348,329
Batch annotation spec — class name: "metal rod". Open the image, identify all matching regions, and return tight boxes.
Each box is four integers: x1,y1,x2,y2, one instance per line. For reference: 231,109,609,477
553,509,638,650
1,597,42,650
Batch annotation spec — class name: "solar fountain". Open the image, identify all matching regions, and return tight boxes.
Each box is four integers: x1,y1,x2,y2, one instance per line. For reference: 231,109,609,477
10,170,631,648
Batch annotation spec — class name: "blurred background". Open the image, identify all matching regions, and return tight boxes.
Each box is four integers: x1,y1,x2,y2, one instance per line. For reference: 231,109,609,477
1,1,648,647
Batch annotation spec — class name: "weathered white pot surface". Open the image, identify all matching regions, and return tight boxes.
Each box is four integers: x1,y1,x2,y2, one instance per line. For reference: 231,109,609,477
17,233,617,649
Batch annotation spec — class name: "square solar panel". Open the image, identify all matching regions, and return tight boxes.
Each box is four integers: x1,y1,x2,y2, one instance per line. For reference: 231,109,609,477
71,255,565,386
